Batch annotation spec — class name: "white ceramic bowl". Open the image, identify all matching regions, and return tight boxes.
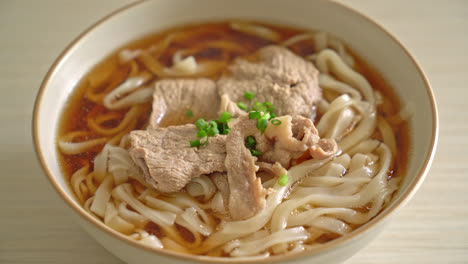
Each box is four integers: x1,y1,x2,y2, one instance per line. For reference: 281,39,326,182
33,0,438,263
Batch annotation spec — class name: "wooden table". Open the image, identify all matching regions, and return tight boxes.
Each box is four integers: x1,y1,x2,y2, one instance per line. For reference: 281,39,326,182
1,0,467,263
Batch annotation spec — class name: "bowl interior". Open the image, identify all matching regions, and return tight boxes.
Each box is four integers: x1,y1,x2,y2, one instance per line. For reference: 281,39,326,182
34,0,437,262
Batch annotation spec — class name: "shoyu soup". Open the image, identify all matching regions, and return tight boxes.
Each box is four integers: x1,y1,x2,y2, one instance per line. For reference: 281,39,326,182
58,21,409,258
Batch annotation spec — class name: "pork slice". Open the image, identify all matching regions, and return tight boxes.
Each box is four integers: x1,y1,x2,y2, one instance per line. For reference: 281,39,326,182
262,115,336,167
210,172,230,211
128,124,226,192
217,45,320,117
150,78,220,128
225,116,266,220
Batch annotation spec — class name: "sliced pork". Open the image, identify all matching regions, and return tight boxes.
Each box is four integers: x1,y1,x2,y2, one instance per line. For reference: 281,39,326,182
260,115,337,167
210,172,230,212
150,78,220,128
224,116,266,220
218,45,320,117
128,125,226,192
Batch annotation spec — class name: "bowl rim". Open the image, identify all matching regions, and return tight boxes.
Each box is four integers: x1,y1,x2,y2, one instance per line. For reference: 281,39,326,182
32,0,439,263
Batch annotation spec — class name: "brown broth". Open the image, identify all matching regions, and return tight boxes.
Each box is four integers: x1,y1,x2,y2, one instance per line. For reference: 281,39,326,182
57,21,409,250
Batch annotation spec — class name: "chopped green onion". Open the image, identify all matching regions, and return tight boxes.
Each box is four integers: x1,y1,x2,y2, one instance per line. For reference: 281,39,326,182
271,119,282,126
218,111,232,123
264,102,274,112
196,130,207,138
252,101,266,112
221,127,230,135
270,113,277,119
209,120,217,128
237,102,247,111
186,109,193,118
257,117,268,133
278,174,289,186
218,123,228,135
250,149,262,156
245,136,256,148
190,139,201,147
195,118,208,130
248,111,261,119
207,126,219,136
244,91,254,100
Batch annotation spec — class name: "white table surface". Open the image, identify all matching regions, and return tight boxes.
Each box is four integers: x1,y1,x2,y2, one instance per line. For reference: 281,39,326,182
1,0,467,263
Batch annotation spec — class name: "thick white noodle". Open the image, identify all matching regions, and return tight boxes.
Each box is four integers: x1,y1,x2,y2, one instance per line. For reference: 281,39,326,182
112,184,176,226
118,202,149,228
139,234,164,249
316,49,374,105
93,144,110,182
58,131,107,155
165,56,198,75
319,74,362,100
271,144,391,233
103,75,151,110
186,175,217,201
119,49,143,64
103,202,135,235
282,32,354,66
144,196,184,214
177,207,213,236
90,174,114,217
230,22,280,42
225,227,309,257
70,165,89,203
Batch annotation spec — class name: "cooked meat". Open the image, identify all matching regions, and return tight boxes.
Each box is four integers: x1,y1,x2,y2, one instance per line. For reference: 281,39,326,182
150,78,220,128
210,172,230,211
224,116,266,220
261,115,336,167
217,45,320,117
128,125,226,192
310,138,338,159
256,162,288,178
219,94,246,117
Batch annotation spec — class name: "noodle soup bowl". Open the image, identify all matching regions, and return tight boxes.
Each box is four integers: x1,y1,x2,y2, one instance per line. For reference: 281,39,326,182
33,0,438,263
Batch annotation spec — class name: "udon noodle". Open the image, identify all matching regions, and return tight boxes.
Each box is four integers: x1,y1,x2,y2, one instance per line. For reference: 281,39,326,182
58,21,409,258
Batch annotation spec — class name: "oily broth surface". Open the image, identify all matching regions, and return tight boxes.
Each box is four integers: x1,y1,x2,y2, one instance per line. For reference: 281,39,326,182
57,21,408,250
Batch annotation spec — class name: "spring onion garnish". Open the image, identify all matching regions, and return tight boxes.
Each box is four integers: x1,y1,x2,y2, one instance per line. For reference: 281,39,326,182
256,118,268,133
218,111,232,123
245,136,256,148
271,119,282,126
244,135,262,156
195,118,209,130
248,111,261,120
237,102,247,111
244,91,254,100
245,101,278,134
190,139,201,147
186,109,194,118
250,149,262,156
219,123,230,135
264,102,274,112
209,120,217,128
190,112,233,147
196,130,207,138
278,174,289,186
207,124,220,137
252,101,266,112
